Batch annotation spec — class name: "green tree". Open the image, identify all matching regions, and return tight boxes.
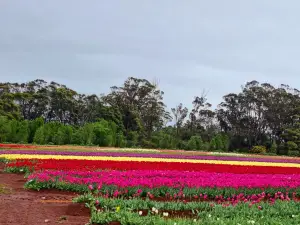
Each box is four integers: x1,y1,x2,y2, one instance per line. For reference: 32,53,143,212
81,123,94,145
0,83,21,119
209,138,217,151
7,119,18,143
126,131,139,147
92,120,114,146
115,132,127,147
214,134,224,151
53,125,73,145
103,77,170,139
28,117,44,143
15,120,29,143
269,141,277,153
171,103,188,136
187,136,203,150
71,129,84,145
0,116,11,142
33,126,45,144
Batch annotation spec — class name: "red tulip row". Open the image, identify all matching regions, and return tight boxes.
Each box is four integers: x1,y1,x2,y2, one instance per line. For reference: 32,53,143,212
6,158,300,174
0,143,36,149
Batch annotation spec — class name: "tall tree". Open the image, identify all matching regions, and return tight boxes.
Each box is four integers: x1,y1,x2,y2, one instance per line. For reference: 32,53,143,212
171,103,188,136
103,77,170,138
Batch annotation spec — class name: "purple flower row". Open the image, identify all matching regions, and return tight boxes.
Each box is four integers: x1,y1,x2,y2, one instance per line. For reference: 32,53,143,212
2,149,300,164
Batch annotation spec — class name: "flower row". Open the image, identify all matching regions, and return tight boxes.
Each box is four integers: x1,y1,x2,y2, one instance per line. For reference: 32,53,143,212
2,150,300,164
27,169,300,189
3,143,300,160
25,172,300,202
0,143,159,152
3,154,300,169
6,159,300,174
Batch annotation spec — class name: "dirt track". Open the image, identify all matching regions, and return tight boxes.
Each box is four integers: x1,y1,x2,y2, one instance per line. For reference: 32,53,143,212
0,163,89,225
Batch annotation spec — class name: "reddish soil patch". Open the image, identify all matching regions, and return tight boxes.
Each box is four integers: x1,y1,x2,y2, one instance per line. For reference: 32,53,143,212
0,163,90,225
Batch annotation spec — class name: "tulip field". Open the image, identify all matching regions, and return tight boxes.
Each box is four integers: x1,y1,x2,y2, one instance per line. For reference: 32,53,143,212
1,144,300,224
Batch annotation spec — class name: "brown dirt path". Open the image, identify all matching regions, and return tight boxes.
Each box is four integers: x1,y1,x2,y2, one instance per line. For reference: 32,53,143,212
0,163,90,225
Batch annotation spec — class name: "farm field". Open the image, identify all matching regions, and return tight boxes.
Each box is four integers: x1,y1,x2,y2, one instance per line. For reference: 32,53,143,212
1,144,300,224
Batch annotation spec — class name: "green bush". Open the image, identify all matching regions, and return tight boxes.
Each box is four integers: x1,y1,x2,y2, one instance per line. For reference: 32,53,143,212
93,121,114,146
269,141,277,153
81,123,94,145
209,138,217,151
187,136,203,150
221,134,230,151
0,116,11,142
187,137,197,150
277,143,288,155
235,148,249,153
28,117,44,143
288,150,299,157
71,129,84,145
177,140,188,150
249,145,266,154
33,126,45,144
143,140,156,148
214,134,224,150
151,132,177,149
287,141,298,150
116,132,127,148
201,142,210,151
15,120,29,143
126,131,139,147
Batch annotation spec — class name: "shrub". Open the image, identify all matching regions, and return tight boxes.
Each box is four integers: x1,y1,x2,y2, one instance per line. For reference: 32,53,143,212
126,131,139,148
0,116,11,143
187,136,203,150
209,138,217,151
116,133,127,148
201,142,210,151
286,141,299,156
249,145,266,154
269,141,277,154
235,148,249,153
81,123,94,145
33,126,45,144
177,140,188,150
71,130,84,145
187,137,197,150
28,117,44,143
287,141,298,151
92,120,114,146
214,134,224,150
288,150,300,157
221,134,230,151
277,143,288,155
140,139,156,149
209,134,229,151
15,120,29,143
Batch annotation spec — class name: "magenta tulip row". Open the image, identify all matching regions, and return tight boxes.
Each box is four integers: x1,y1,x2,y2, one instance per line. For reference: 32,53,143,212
27,169,300,189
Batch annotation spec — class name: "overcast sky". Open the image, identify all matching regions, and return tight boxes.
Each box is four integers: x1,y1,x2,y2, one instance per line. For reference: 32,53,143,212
1,1,300,109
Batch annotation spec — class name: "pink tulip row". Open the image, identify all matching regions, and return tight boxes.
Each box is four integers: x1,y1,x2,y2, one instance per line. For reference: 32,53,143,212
27,169,300,189
91,189,293,206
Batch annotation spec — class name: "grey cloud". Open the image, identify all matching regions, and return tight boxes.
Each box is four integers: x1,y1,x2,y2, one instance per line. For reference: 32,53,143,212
1,0,300,109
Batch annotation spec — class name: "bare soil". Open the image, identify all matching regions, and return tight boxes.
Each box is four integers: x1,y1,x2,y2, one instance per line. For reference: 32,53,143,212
0,163,90,225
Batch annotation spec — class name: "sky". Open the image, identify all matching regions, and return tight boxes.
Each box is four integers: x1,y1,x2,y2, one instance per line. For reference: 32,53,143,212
1,1,300,109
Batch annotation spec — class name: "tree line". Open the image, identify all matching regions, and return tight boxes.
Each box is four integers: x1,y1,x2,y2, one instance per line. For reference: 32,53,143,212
1,78,300,156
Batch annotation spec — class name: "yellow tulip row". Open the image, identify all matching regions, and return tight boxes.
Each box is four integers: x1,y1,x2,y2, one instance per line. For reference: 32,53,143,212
2,154,300,168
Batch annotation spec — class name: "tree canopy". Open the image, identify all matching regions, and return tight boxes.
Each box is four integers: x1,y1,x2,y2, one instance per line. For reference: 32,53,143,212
1,78,300,156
